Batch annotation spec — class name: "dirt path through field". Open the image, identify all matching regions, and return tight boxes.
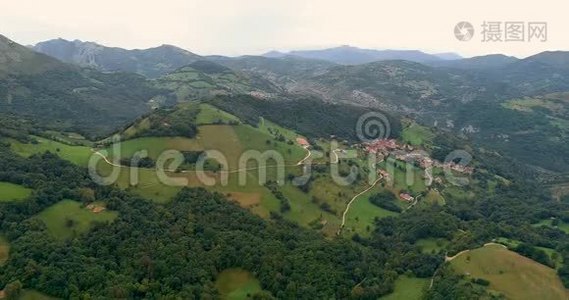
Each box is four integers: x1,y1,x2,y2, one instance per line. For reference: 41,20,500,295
337,175,383,235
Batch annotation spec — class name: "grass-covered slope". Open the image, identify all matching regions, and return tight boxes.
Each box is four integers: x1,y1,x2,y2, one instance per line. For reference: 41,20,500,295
450,244,569,300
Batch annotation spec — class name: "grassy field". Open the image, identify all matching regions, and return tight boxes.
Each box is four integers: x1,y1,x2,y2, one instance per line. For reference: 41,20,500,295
37,200,118,240
121,117,151,140
258,118,302,142
233,125,306,165
108,124,305,170
450,244,569,300
344,186,399,236
0,182,32,202
44,131,93,147
215,268,263,300
196,103,241,125
401,122,435,146
442,185,475,201
415,238,449,254
422,189,445,206
494,237,563,268
0,236,9,266
10,137,92,167
107,136,201,161
379,160,427,195
533,218,569,234
380,275,429,300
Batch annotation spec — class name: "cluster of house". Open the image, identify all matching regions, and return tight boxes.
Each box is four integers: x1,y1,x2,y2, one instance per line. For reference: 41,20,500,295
363,139,408,154
361,139,473,174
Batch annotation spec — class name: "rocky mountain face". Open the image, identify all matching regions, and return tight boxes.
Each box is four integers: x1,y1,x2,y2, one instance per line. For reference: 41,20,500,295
33,38,202,78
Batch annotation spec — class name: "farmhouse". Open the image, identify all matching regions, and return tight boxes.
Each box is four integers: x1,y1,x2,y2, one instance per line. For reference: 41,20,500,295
378,169,390,179
399,193,414,202
296,137,310,147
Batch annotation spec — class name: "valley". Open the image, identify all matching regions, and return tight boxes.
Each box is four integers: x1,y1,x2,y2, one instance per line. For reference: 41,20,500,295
1,31,569,299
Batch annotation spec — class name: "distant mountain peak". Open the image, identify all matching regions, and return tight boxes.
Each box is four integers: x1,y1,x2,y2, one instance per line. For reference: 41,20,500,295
33,38,201,78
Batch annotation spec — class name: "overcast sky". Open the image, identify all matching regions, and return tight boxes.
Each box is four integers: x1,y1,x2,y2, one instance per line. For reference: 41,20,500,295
1,0,567,58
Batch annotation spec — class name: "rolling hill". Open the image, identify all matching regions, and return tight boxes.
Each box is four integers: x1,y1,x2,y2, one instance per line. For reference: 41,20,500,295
153,60,282,101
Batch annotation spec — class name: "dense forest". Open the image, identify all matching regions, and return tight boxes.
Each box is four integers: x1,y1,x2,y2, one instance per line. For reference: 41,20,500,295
208,95,402,142
3,117,569,298
0,142,401,299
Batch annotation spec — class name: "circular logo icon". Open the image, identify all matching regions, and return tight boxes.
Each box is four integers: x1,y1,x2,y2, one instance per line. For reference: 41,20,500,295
454,21,474,41
356,112,391,143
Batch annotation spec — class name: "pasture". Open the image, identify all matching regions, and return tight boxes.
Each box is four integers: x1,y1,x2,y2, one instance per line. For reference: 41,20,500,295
0,182,32,202
415,238,449,254
380,276,428,300
37,200,118,240
450,244,569,300
401,122,435,146
196,103,241,125
108,123,305,170
215,269,263,300
10,137,92,167
379,160,427,195
344,186,399,236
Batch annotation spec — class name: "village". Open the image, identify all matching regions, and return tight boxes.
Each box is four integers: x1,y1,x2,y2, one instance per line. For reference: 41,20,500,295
358,138,474,203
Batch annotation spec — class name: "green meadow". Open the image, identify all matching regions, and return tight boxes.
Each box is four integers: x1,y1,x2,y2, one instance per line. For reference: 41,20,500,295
401,122,435,146
0,182,32,202
415,238,449,254
37,200,118,240
379,159,427,195
215,269,263,300
196,103,241,125
10,137,92,166
450,244,569,300
107,123,305,170
380,276,429,300
344,186,399,236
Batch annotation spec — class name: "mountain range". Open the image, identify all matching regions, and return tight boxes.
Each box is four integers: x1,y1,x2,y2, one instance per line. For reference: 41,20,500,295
6,34,569,172
0,35,166,137
33,38,202,78
262,45,462,64
4,32,569,300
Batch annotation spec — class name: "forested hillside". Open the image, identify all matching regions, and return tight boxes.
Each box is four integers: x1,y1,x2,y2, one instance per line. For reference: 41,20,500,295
0,35,171,138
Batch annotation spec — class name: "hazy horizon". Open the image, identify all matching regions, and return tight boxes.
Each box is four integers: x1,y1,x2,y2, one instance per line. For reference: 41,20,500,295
2,0,567,58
